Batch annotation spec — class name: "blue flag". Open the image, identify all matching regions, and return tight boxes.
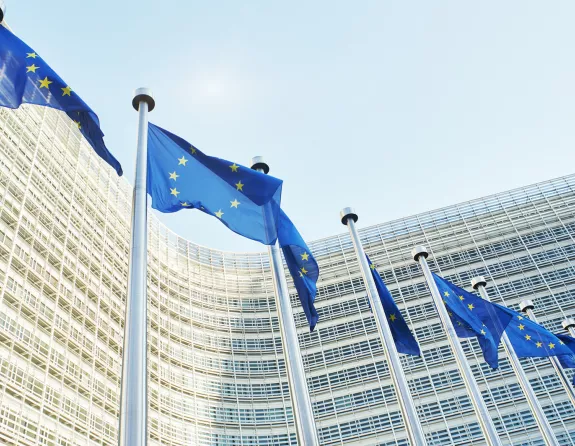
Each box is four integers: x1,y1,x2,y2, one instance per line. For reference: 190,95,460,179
433,274,514,368
554,334,575,383
147,123,283,245
0,26,122,175
366,256,420,356
279,211,319,331
147,124,320,330
498,310,575,367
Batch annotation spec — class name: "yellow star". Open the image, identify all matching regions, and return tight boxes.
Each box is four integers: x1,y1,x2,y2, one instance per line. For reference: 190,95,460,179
525,334,531,341
443,291,449,297
169,171,179,181
215,209,224,219
459,295,465,301
536,342,542,348
301,267,308,275
181,202,191,207
518,324,525,331
479,329,486,335
61,86,72,96
448,311,453,317
517,316,523,320
190,146,197,154
457,321,462,326
389,314,397,322
230,163,239,172
560,341,565,345
230,199,240,208
38,77,52,89
178,156,188,166
26,52,37,58
74,120,81,130
235,180,244,191
467,304,474,311
26,64,39,73
170,188,180,197
301,252,309,261
549,342,555,349
369,263,376,270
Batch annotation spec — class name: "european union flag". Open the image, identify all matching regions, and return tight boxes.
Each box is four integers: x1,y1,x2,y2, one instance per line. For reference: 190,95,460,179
554,334,575,383
278,210,319,331
147,124,320,331
0,26,122,175
367,256,420,356
433,274,514,368
147,123,283,245
502,314,575,363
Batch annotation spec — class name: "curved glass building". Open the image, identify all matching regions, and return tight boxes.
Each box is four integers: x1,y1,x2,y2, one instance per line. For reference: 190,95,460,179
0,105,575,445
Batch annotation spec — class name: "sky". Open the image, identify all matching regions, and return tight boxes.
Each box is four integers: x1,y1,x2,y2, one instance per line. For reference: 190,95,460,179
7,1,575,252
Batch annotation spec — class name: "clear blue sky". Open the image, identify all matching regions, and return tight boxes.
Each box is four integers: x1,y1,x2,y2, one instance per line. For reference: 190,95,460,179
8,1,575,252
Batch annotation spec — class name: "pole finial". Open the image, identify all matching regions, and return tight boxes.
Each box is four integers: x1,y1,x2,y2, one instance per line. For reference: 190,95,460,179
250,156,270,174
340,207,358,225
471,276,487,290
519,299,535,313
411,245,428,262
562,318,575,331
132,88,155,112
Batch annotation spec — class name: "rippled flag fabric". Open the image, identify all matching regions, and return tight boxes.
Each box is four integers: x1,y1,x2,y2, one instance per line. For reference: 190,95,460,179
498,310,575,367
0,26,122,175
366,255,420,356
147,123,283,245
433,274,514,368
554,334,575,383
278,210,319,331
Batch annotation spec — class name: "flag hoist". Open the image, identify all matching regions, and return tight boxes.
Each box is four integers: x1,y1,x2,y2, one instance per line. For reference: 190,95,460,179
520,300,575,408
412,246,502,446
119,88,155,446
471,277,559,446
340,208,427,446
251,157,319,446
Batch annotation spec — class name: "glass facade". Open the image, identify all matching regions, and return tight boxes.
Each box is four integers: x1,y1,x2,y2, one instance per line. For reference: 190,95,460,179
0,104,574,445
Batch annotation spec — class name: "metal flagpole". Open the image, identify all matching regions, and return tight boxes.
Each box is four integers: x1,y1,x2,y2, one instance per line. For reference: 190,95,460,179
472,277,558,446
341,208,427,446
412,246,502,446
520,300,575,408
119,88,155,446
562,318,575,339
250,157,319,446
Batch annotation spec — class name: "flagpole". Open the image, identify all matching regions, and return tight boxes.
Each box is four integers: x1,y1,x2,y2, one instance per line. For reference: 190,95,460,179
250,157,319,446
472,277,558,446
520,300,575,408
562,319,575,338
341,209,427,445
412,246,502,446
119,88,155,446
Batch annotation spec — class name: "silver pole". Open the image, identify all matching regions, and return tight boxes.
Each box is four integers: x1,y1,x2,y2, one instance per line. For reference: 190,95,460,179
520,300,575,408
472,278,558,446
412,246,502,446
250,157,319,446
562,318,575,339
119,88,155,446
341,208,427,445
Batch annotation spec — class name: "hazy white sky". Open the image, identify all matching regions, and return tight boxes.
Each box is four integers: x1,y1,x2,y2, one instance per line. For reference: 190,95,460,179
8,1,575,252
